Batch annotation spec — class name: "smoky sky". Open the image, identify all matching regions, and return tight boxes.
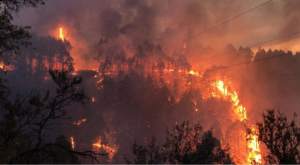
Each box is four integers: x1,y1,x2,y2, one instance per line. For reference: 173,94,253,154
13,0,300,69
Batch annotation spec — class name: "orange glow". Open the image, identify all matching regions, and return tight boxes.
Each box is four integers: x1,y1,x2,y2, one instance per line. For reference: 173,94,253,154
73,118,87,125
93,135,119,162
59,27,64,41
216,80,247,121
214,80,261,163
189,70,199,76
97,78,104,84
71,137,75,150
247,128,261,163
160,68,202,77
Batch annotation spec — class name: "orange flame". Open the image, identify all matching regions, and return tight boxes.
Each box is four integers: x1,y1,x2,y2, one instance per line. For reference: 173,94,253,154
247,128,261,163
215,80,261,163
59,27,64,41
93,135,119,162
71,137,75,150
73,118,87,125
189,70,199,76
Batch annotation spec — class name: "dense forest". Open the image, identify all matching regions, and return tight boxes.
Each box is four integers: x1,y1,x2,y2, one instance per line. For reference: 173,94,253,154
2,0,300,164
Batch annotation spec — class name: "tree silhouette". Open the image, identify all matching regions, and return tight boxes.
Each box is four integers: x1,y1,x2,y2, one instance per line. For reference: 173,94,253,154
183,130,233,164
125,121,233,164
0,0,44,58
0,70,106,163
253,109,300,164
125,138,163,164
43,135,81,163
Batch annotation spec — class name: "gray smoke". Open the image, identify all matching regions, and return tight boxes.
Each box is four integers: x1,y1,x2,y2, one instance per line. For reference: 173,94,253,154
12,0,300,69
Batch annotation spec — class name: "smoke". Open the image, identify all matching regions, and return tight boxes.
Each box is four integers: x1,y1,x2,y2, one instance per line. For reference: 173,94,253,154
9,0,300,163
11,0,300,69
99,8,122,39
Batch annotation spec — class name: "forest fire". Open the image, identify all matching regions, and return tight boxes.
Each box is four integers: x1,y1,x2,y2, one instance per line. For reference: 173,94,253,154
4,0,300,164
91,57,262,163
214,80,261,163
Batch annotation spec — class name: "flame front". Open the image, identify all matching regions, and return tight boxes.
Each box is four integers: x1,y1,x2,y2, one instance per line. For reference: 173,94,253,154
215,80,261,164
59,27,64,41
93,135,119,162
247,128,261,163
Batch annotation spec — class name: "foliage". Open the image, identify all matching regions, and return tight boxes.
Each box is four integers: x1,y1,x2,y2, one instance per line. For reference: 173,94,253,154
0,0,45,58
124,138,163,164
0,70,106,163
163,121,202,163
125,121,234,164
43,135,81,164
183,130,233,164
256,109,300,164
0,78,9,101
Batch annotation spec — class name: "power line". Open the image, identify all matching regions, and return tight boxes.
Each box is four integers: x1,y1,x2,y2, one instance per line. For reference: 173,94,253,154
165,0,272,49
193,31,300,62
207,51,290,72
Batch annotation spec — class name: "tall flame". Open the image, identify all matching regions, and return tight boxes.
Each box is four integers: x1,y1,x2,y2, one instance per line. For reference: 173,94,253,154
59,27,64,41
215,80,261,163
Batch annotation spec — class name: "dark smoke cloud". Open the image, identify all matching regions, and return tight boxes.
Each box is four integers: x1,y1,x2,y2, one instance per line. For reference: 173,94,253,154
13,0,300,69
